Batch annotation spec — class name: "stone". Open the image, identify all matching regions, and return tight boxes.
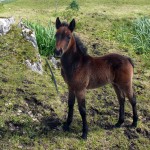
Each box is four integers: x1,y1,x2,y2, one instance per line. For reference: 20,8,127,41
18,20,43,74
50,56,59,68
0,16,15,35
19,21,38,49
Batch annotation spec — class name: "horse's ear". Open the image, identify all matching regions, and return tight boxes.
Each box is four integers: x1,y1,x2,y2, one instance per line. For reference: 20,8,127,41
68,19,75,32
56,17,61,29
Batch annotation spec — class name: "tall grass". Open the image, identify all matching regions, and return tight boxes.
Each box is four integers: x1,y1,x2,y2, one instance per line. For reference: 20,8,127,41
24,21,56,57
110,17,150,55
132,17,150,54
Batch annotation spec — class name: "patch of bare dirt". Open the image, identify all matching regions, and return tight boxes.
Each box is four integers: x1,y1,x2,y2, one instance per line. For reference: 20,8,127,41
136,128,150,139
41,116,61,131
124,128,139,139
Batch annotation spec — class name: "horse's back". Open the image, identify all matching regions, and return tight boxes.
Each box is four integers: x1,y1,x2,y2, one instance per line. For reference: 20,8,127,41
87,53,133,89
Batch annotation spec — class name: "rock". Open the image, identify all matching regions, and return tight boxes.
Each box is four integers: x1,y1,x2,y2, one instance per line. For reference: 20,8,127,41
0,16,15,35
50,56,59,68
18,20,43,74
19,20,38,49
25,55,43,75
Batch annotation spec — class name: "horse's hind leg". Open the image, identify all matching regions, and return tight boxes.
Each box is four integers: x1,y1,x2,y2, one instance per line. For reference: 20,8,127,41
126,90,138,127
63,89,75,131
113,84,125,127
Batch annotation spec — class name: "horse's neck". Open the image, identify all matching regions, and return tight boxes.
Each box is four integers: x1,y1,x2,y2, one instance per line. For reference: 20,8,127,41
61,49,78,65
61,49,80,80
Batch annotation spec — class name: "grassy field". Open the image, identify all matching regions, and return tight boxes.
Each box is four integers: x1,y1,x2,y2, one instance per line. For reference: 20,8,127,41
0,0,150,149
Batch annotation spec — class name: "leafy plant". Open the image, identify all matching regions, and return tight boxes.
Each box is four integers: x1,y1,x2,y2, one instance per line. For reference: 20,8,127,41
67,0,79,11
24,21,56,57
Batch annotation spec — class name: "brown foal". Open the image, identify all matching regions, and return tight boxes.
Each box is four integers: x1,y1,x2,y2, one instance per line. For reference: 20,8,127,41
55,17,138,139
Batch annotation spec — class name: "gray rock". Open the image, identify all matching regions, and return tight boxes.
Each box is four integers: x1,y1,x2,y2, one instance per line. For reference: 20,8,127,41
25,54,43,75
50,57,59,68
0,16,15,35
19,21,43,74
19,21,38,49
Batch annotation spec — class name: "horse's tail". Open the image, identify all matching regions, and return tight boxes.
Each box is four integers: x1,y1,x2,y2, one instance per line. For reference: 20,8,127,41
128,57,134,68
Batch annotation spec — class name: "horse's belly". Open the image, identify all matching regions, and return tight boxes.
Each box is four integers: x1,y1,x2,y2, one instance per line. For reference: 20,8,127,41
87,79,108,89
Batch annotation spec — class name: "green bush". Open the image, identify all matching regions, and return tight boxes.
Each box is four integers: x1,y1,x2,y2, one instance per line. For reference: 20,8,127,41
67,0,79,11
24,21,55,57
110,17,150,55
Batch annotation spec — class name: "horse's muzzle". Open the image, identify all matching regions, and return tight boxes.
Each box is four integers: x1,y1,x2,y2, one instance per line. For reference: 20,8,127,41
54,49,62,58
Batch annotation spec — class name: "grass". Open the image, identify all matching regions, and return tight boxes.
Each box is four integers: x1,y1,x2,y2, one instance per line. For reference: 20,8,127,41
24,20,56,56
102,17,150,68
108,17,150,54
0,0,150,149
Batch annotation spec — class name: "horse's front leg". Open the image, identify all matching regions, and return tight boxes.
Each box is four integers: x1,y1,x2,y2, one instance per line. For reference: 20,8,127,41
63,89,75,131
76,90,88,139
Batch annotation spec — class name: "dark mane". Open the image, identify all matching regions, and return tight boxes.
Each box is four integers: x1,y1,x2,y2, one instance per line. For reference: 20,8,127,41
61,21,68,27
74,34,87,55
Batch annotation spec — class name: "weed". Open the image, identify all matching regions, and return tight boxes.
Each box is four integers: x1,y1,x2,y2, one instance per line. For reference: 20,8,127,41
67,0,79,11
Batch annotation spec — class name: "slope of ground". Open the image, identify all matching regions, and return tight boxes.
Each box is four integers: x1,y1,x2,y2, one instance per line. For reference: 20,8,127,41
0,0,150,149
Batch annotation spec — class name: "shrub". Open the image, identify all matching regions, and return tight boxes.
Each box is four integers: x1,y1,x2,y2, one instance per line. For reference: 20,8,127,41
67,0,79,11
24,21,55,57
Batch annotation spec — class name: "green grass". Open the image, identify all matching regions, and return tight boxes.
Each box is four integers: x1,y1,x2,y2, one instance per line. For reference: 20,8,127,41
109,17,150,55
24,20,56,56
101,17,150,68
0,0,150,149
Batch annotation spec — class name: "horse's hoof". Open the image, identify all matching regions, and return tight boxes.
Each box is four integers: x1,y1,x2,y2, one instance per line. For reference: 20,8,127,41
63,123,70,131
115,122,122,128
81,133,87,140
131,122,137,128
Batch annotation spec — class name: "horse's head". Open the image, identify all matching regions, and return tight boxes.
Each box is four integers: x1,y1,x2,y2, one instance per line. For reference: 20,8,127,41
55,17,75,57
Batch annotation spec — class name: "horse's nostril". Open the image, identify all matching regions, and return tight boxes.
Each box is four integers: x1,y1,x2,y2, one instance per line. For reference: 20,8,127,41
54,49,62,57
